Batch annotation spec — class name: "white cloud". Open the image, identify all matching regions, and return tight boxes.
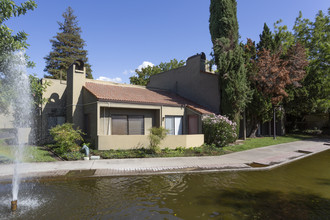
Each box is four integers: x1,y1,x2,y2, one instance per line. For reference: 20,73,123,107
97,76,122,83
123,69,135,75
137,61,154,71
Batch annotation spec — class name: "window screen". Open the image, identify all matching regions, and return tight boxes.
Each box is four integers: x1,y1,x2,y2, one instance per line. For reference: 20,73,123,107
111,115,144,135
112,115,128,135
128,116,144,135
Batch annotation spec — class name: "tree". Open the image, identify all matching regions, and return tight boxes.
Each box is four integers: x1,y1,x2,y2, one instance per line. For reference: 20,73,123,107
255,43,308,106
244,39,272,137
257,23,274,52
0,0,36,60
302,9,329,113
130,59,185,86
209,0,250,134
273,19,295,53
284,9,330,120
29,74,50,107
44,6,93,80
0,0,37,113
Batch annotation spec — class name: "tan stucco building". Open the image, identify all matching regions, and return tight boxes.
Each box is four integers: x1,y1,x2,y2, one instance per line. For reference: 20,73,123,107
40,54,215,150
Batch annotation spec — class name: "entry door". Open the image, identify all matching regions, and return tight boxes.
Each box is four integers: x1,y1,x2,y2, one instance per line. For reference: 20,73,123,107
188,115,198,134
165,116,182,135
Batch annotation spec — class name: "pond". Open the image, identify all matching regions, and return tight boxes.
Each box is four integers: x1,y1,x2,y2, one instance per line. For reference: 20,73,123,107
1,150,329,219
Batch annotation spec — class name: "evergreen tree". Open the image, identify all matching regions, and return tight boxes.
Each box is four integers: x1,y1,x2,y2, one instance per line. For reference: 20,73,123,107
244,39,272,137
44,7,92,80
209,0,250,134
246,24,275,137
257,23,274,51
209,0,238,66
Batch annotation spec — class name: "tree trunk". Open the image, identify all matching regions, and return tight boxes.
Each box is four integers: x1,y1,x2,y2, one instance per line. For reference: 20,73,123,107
233,112,241,139
249,115,259,138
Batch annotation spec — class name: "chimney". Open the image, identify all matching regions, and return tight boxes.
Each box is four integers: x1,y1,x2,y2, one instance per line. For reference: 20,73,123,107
66,60,86,130
186,52,206,71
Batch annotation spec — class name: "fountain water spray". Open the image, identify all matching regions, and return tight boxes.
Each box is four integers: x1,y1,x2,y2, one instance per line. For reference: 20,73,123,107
2,51,33,211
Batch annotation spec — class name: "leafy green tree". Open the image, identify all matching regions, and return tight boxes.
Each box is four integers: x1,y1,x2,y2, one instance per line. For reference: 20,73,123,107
273,19,295,53
44,6,93,80
29,74,50,108
130,59,185,86
0,0,36,60
285,9,330,119
209,0,250,133
304,9,330,113
0,0,36,113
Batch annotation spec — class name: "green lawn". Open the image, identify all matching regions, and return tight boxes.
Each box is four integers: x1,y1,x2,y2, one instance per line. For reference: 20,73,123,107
93,134,314,159
223,134,313,153
0,134,314,162
0,139,57,163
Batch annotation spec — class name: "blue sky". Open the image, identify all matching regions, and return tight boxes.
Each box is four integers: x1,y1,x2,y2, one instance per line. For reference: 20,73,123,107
5,0,329,83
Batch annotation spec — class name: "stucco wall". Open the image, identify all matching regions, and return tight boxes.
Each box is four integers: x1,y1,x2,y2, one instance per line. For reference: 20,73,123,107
148,54,220,113
66,64,86,130
83,89,98,146
40,78,67,143
97,134,204,150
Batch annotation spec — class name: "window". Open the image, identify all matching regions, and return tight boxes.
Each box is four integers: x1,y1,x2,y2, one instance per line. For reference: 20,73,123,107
100,107,111,135
165,116,182,135
48,116,65,129
112,115,144,135
128,116,144,135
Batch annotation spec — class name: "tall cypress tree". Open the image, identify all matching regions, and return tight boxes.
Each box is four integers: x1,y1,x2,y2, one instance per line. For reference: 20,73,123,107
257,23,274,51
44,6,93,79
209,0,250,133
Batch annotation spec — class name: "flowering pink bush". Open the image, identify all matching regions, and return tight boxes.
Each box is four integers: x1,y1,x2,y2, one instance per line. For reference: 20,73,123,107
202,114,237,147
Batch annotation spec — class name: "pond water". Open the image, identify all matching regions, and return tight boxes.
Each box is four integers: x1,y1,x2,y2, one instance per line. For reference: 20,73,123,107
1,150,329,219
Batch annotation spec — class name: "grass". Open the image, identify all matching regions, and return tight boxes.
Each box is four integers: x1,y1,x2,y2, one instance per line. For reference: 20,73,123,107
223,134,313,153
0,133,315,162
92,145,226,159
92,134,314,159
0,139,57,163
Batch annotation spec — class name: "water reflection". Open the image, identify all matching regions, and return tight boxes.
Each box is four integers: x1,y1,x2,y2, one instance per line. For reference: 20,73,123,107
0,150,329,219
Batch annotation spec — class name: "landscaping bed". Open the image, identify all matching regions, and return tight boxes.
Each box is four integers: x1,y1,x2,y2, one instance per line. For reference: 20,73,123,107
91,134,313,160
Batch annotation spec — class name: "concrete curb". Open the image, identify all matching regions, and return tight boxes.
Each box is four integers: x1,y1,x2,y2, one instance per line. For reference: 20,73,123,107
0,139,329,182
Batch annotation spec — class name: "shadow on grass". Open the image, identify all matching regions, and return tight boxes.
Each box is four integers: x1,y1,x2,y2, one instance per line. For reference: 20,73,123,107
315,178,330,186
197,188,330,219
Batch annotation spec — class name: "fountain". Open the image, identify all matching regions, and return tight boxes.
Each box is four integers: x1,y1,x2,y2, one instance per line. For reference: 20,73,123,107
1,51,33,212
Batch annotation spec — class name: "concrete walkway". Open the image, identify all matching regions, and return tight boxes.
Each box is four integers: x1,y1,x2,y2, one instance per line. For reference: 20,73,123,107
0,139,329,180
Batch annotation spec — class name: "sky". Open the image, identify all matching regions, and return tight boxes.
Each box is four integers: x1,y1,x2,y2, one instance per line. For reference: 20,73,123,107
5,0,329,84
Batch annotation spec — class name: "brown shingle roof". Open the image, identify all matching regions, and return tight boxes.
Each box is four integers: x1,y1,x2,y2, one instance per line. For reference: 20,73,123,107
84,82,213,114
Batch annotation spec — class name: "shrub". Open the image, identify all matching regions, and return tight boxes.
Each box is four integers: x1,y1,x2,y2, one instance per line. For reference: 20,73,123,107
148,127,168,153
202,114,237,147
61,151,85,160
49,123,84,154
